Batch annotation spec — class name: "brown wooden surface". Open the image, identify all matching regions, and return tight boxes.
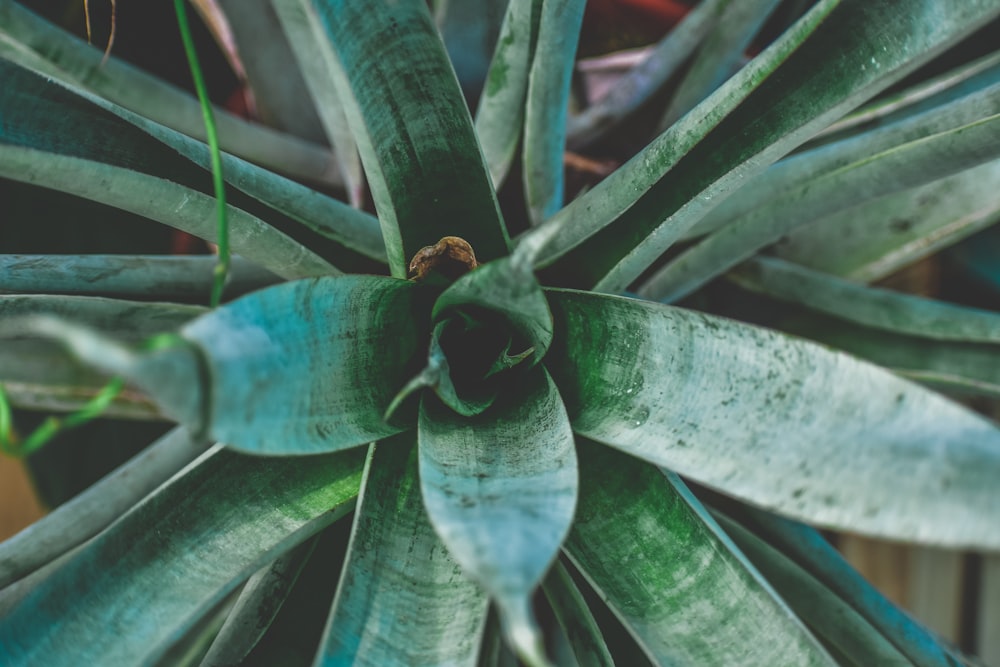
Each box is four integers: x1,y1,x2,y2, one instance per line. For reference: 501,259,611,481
0,456,45,541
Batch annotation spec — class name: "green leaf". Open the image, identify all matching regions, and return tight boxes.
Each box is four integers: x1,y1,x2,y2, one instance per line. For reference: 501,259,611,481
318,438,488,667
811,48,1000,146
436,0,510,102
474,0,542,189
714,500,967,667
532,0,1000,292
565,0,732,149
565,441,834,666
522,0,585,224
657,0,781,131
0,427,209,590
772,159,1000,282
269,0,366,206
545,289,1000,549
0,445,364,666
0,255,279,300
731,256,1000,342
711,512,914,665
0,61,337,281
777,309,1000,399
199,538,317,667
0,0,343,187
418,368,576,665
0,294,202,417
641,111,1000,302
687,76,1000,241
307,0,510,276
215,0,329,146
177,276,435,455
541,560,614,667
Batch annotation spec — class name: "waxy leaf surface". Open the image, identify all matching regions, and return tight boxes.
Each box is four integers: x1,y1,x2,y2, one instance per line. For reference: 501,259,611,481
545,289,1000,549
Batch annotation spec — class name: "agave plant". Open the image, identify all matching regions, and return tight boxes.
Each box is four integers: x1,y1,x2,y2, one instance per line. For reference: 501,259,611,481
1,0,1000,665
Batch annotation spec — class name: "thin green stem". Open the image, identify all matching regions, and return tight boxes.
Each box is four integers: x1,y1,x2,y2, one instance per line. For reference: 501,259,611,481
0,378,126,458
174,0,230,308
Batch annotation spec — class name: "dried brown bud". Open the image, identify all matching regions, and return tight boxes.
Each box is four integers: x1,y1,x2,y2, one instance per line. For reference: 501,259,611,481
408,236,479,282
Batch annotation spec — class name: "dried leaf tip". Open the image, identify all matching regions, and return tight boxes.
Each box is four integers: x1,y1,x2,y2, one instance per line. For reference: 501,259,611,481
409,236,479,282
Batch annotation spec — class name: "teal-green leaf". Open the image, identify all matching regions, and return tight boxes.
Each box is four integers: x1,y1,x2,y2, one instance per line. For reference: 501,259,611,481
641,111,1000,302
715,500,966,667
777,309,1000,400
0,427,209,590
200,538,317,667
0,255,279,300
178,276,435,455
773,159,1000,283
318,438,488,666
0,61,336,280
712,512,913,665
0,0,343,187
545,289,1000,549
522,0,585,224
565,0,732,150
307,0,510,276
657,0,780,131
0,445,364,666
418,367,576,665
541,560,614,667
685,77,1000,242
475,0,543,189
565,441,834,666
533,0,1000,292
269,0,367,206
0,294,202,418
731,256,1000,342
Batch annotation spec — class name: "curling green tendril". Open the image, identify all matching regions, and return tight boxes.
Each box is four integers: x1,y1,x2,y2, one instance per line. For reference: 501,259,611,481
0,378,125,459
175,0,230,309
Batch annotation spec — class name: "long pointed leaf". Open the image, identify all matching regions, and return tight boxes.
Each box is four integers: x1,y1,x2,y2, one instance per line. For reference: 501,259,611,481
642,111,1000,301
712,511,915,665
318,438,488,666
565,440,834,666
1,255,279,300
268,0,366,206
0,427,209,590
419,368,576,663
0,295,202,417
657,0,781,131
522,0,585,224
307,0,510,276
687,78,1000,241
777,309,1000,399
565,0,731,149
772,159,1000,282
532,0,1000,291
545,289,1000,548
541,560,614,667
474,0,543,189
0,61,336,280
0,0,342,187
0,445,364,666
731,256,1000,342
713,499,967,667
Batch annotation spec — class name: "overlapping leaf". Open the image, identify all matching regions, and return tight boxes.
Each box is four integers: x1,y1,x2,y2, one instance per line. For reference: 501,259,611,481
545,289,1000,548
318,439,488,666
0,445,364,666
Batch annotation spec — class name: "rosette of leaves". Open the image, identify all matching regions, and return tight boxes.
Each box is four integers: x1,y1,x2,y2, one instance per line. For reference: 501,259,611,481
2,0,1000,665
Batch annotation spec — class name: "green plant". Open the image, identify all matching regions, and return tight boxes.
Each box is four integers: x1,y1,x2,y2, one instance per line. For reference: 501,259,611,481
1,0,1000,665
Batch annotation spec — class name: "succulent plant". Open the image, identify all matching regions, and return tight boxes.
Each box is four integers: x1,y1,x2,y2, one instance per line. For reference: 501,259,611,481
1,0,1000,665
